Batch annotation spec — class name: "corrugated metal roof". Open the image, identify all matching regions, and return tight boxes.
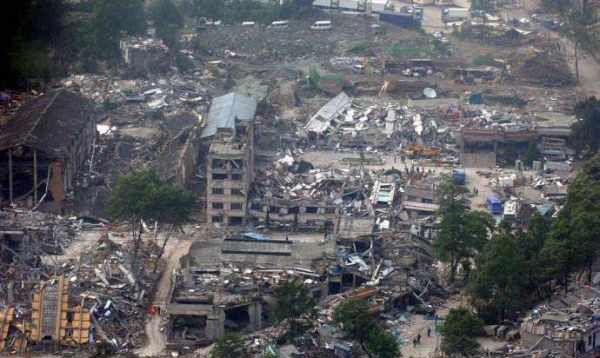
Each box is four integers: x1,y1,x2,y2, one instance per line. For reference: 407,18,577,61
201,93,257,138
305,92,351,134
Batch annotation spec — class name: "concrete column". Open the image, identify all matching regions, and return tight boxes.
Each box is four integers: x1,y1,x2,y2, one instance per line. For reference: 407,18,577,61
205,309,225,341
248,302,262,331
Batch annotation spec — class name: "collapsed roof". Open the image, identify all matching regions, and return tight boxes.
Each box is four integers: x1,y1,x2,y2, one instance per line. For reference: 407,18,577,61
0,90,94,158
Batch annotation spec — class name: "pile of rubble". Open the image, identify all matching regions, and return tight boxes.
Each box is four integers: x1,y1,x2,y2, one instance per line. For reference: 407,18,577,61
511,50,575,88
0,229,161,354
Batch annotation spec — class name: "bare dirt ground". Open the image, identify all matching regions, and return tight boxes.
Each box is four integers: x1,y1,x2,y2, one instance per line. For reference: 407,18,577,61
400,295,465,357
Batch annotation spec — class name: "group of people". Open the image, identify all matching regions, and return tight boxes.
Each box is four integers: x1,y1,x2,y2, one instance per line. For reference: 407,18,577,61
412,327,433,348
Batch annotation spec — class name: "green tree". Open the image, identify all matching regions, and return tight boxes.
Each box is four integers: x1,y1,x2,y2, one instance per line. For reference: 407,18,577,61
524,142,541,167
150,183,195,272
272,280,316,322
572,97,600,156
93,0,146,59
440,308,484,357
0,0,66,87
308,67,321,91
107,170,194,276
518,214,552,299
365,329,401,358
559,2,598,83
543,154,600,288
434,176,494,283
272,279,316,338
149,0,184,49
333,299,399,358
469,233,529,322
210,333,249,358
184,0,225,20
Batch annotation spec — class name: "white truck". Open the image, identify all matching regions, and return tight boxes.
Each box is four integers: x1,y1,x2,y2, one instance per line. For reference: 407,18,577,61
442,7,470,22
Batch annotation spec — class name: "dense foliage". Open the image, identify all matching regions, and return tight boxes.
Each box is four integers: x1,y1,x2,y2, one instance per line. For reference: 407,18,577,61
333,299,399,358
0,1,66,87
107,169,194,275
210,333,249,358
434,176,494,283
440,308,484,356
572,97,600,156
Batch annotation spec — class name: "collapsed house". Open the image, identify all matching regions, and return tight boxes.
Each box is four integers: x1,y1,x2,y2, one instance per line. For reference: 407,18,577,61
520,289,600,357
0,90,96,209
202,93,257,226
120,36,169,72
248,166,346,231
166,232,334,348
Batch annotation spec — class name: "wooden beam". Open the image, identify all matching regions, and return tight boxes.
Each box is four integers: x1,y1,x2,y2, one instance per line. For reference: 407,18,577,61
33,150,38,203
8,149,12,203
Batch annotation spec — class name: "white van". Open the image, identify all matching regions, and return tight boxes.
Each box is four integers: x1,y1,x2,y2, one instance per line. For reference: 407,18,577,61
310,20,332,30
241,21,256,27
269,20,289,29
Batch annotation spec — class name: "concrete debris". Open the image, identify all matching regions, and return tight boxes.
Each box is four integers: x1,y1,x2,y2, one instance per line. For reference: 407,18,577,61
0,4,587,357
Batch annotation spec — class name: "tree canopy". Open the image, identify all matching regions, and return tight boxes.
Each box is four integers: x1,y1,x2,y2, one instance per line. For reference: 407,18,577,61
333,299,399,358
440,307,484,357
107,169,194,274
149,0,184,48
434,176,494,282
93,0,146,59
0,0,66,87
210,333,249,358
272,280,316,322
469,232,529,321
544,154,600,284
572,97,600,156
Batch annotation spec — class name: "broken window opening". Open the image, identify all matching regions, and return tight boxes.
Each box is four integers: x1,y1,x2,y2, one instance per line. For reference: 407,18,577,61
231,173,242,181
229,217,243,226
230,203,243,210
212,202,223,209
212,216,223,223
224,305,250,333
171,315,208,343
212,173,227,180
212,188,224,195
306,207,319,214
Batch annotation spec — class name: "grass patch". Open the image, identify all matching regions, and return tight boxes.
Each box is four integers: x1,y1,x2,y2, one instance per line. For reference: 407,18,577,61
347,41,373,55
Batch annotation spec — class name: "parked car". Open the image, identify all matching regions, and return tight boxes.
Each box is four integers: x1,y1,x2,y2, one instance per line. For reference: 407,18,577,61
310,20,332,31
269,20,289,29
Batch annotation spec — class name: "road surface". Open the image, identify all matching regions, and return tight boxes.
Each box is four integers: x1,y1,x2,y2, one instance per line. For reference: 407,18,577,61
135,233,194,357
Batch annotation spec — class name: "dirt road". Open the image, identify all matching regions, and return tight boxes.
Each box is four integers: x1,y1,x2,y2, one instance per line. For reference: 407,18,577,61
135,234,194,357
400,296,464,357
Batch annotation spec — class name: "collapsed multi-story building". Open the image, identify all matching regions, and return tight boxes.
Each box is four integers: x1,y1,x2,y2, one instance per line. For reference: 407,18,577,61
202,93,257,226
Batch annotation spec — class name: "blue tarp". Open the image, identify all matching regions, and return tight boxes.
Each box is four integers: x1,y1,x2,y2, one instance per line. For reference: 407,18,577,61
486,195,503,214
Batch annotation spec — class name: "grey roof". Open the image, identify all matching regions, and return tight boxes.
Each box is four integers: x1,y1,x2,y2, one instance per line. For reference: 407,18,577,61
0,90,94,157
305,92,352,134
201,93,257,138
